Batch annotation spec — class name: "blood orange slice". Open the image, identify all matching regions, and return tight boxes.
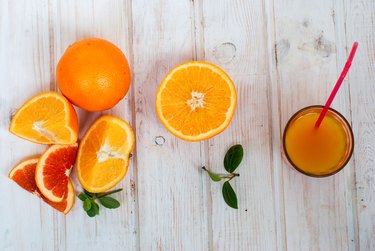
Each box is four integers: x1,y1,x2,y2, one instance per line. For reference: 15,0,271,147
9,158,75,214
43,181,75,214
36,144,78,202
8,158,40,195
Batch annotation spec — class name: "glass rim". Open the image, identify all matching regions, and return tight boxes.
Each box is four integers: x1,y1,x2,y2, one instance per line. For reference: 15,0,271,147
282,105,354,178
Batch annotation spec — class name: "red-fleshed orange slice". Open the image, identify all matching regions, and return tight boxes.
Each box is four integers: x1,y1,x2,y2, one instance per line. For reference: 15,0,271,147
36,144,78,202
8,158,75,214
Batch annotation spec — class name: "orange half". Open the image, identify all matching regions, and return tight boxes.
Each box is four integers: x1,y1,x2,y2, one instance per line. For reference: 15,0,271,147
9,158,75,214
9,92,78,144
76,115,135,193
156,61,237,141
36,144,78,202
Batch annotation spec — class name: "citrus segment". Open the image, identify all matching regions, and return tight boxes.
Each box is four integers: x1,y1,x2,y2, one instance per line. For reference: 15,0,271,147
77,115,135,193
44,180,75,214
57,37,131,111
8,158,40,195
156,61,237,141
36,144,78,202
9,158,75,214
9,92,78,144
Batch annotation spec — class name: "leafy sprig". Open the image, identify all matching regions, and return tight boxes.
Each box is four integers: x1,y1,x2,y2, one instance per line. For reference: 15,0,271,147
202,144,243,209
78,188,123,217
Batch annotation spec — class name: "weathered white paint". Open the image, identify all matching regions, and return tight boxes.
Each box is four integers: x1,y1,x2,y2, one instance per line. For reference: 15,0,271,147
271,1,355,251
344,0,375,250
0,0,374,250
200,0,278,250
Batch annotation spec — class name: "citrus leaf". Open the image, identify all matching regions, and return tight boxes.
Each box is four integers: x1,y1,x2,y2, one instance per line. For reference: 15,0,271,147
207,170,222,182
92,202,100,215
87,201,99,217
84,190,95,198
224,144,243,173
83,199,92,211
78,193,89,201
222,181,238,209
97,188,123,198
99,197,121,209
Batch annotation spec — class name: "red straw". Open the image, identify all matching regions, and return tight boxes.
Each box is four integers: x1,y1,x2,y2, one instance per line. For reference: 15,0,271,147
315,42,359,128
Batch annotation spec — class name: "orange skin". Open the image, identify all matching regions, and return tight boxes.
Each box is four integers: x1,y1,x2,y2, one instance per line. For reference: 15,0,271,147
9,91,79,145
57,38,131,112
8,158,75,214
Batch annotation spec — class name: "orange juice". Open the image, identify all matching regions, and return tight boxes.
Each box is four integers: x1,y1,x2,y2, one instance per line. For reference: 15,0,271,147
283,106,354,177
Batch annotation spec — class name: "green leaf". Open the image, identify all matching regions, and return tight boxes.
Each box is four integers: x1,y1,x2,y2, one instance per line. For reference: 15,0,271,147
84,190,95,198
97,188,123,198
78,193,89,201
99,197,121,209
222,181,238,209
224,144,243,173
83,199,92,212
206,170,222,182
87,201,99,217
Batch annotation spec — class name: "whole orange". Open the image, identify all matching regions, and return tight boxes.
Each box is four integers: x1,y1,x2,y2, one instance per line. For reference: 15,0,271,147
57,38,131,111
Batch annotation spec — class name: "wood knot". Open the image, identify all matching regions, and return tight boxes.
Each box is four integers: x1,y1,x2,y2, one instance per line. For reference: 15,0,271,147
213,42,236,64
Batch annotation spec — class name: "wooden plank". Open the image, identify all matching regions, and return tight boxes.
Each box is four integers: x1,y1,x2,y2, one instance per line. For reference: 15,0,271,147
131,0,209,250
0,1,56,250
200,0,278,250
49,0,138,250
344,0,375,250
271,0,355,250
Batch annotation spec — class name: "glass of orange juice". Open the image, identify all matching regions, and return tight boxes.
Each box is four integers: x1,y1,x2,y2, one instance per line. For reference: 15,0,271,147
282,105,354,177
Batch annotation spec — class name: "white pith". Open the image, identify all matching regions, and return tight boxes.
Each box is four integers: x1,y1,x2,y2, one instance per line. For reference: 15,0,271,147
187,91,205,111
156,62,237,141
65,167,72,177
32,121,57,141
96,140,126,163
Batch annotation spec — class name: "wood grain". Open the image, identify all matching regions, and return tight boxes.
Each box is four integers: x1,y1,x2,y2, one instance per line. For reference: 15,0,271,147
49,1,138,250
345,0,375,250
0,1,53,250
271,0,356,250
132,0,209,250
200,0,278,250
0,0,374,250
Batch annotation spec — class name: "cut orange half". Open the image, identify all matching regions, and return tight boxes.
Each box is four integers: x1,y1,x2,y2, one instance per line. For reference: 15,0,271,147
76,115,135,193
9,158,75,214
9,92,78,144
156,61,237,141
36,144,78,202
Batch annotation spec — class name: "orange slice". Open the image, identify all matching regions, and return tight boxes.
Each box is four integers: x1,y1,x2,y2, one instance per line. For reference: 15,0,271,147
9,91,78,144
44,181,75,214
156,61,237,141
9,158,75,214
8,159,40,195
36,144,78,202
76,115,135,193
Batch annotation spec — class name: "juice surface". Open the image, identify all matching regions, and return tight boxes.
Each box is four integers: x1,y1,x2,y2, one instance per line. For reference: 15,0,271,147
284,112,348,175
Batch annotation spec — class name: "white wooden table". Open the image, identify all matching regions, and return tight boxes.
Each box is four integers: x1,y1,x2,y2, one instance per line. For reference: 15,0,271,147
1,0,374,250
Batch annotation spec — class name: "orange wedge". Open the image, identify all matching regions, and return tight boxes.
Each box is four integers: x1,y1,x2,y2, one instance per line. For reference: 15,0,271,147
76,115,135,193
156,61,237,141
44,180,75,214
36,144,78,202
9,92,78,144
9,158,75,214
